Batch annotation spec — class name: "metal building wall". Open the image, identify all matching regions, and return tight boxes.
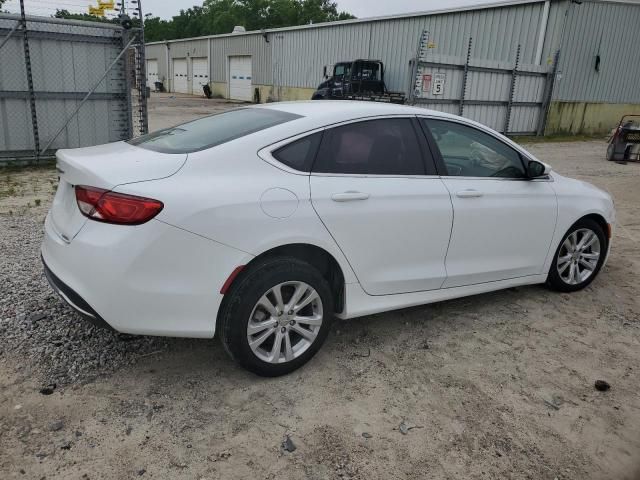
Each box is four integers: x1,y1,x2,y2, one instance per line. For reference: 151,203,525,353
168,38,208,59
145,43,167,83
274,1,551,92
144,0,640,134
553,0,640,103
146,1,557,94
210,33,272,85
273,23,370,89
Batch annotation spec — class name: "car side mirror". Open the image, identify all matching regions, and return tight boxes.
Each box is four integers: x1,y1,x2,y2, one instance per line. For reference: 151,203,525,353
323,66,328,79
526,160,550,178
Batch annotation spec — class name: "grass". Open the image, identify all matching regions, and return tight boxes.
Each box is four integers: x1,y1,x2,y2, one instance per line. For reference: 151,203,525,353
510,133,606,145
0,160,56,174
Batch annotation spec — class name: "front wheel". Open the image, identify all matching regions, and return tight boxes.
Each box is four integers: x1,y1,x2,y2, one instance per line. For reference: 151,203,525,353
606,143,615,161
547,218,606,292
218,257,333,376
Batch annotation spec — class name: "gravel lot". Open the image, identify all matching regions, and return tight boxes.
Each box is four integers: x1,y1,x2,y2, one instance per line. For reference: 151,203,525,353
1,97,639,479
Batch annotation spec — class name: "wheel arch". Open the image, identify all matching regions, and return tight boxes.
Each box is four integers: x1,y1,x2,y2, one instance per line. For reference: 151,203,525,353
581,213,610,243
544,211,611,276
223,243,348,315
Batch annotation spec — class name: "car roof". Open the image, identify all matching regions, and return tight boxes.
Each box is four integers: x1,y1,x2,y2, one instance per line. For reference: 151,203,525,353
239,100,534,163
254,100,446,121
248,100,476,141
248,101,466,137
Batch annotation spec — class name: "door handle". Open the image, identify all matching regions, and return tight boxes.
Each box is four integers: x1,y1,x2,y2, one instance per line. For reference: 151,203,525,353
456,189,483,198
331,191,370,202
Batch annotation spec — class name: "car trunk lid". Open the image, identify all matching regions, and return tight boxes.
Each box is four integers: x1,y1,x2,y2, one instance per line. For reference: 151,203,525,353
50,142,186,242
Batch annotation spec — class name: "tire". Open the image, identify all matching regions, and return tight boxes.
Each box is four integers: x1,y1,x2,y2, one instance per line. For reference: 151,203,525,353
546,218,607,292
218,257,334,377
606,143,615,161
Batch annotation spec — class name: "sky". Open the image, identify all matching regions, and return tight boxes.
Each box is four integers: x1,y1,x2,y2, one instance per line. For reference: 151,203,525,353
3,0,496,20
146,0,493,19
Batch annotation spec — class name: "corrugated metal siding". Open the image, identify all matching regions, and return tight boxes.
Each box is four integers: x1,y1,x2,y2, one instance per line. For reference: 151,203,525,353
273,2,548,91
275,23,370,89
210,34,271,84
540,0,568,65
553,1,640,103
145,43,167,83
144,0,640,106
169,38,208,59
151,1,552,93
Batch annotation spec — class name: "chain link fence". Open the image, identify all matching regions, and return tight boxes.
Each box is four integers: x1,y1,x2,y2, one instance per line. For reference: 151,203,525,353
0,11,148,166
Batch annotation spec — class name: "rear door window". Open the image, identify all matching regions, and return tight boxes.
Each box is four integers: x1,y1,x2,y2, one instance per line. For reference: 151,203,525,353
129,108,301,154
312,118,428,175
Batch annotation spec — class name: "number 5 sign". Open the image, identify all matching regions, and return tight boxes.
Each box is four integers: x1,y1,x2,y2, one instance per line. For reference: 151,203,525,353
432,73,445,95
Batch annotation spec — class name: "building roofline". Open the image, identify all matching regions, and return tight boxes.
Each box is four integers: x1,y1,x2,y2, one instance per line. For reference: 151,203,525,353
145,0,547,45
0,12,123,30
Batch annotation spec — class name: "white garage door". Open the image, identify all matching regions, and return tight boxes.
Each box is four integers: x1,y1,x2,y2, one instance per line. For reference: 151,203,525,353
172,58,188,94
146,59,158,86
229,56,252,102
191,57,209,94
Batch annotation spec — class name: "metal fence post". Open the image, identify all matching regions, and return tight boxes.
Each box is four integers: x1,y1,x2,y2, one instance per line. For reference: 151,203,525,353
19,0,40,161
458,37,472,117
123,30,134,139
537,49,560,136
136,0,149,135
504,44,521,134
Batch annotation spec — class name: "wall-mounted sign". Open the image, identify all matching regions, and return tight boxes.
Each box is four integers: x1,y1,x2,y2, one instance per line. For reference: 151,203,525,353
432,73,445,95
422,74,432,92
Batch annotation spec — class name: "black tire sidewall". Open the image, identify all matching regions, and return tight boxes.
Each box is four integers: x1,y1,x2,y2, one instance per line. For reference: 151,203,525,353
606,144,615,161
219,257,334,377
547,218,607,292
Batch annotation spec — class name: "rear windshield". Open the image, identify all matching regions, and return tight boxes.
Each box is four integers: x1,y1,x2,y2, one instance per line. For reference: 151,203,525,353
128,108,302,153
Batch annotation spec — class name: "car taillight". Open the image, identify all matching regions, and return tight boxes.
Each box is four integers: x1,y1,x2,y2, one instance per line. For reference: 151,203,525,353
75,185,163,225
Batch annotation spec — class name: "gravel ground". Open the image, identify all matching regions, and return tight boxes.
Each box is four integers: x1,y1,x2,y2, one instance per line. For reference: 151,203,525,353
0,212,174,385
0,104,639,479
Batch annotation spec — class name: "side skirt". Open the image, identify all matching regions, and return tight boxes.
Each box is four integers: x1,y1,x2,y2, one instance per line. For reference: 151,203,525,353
337,274,548,320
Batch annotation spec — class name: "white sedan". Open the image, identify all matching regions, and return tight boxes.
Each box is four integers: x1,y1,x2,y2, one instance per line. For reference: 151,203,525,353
42,101,615,376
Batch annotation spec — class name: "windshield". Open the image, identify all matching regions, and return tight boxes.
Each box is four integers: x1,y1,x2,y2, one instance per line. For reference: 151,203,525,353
334,64,351,78
128,108,302,154
353,62,381,81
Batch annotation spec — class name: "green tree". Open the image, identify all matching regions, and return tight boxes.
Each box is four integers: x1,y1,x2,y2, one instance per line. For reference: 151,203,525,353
54,9,118,24
142,0,355,42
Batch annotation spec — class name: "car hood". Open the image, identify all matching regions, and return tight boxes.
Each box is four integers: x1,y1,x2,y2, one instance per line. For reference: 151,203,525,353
551,173,612,200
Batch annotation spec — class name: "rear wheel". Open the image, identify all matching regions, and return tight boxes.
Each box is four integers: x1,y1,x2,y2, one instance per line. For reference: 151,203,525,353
547,218,606,292
218,257,333,376
606,143,615,161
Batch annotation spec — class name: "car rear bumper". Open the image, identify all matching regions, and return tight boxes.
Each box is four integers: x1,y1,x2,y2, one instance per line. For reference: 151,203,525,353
41,213,249,338
42,256,115,331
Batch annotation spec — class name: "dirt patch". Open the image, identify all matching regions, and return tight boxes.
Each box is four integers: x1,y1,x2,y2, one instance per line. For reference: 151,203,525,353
1,139,639,479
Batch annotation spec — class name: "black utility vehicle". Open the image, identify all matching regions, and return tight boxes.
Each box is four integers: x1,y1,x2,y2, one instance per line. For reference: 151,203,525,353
311,59,405,104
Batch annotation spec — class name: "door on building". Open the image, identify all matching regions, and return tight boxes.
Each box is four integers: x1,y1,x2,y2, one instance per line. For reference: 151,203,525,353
146,59,158,87
172,58,188,94
191,57,209,95
229,56,252,101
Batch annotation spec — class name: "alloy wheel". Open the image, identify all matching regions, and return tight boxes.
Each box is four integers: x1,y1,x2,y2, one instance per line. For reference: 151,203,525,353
247,281,323,364
556,228,601,285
